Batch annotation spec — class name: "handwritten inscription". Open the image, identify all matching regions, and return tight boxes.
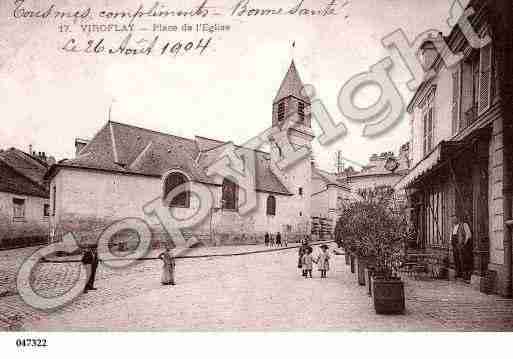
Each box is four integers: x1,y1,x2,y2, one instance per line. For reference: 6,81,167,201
61,34,212,56
11,0,348,58
231,0,340,17
12,0,343,23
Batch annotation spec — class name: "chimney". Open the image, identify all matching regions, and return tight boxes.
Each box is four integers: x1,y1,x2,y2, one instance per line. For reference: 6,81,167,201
47,156,56,166
419,35,441,70
75,138,90,157
29,144,33,155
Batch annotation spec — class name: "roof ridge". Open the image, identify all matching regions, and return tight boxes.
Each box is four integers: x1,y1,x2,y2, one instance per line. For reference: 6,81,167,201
0,153,48,192
109,120,196,143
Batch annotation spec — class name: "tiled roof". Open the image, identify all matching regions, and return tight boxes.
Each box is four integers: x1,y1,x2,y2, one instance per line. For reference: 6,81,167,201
57,121,291,195
0,148,49,197
314,167,350,191
273,61,310,104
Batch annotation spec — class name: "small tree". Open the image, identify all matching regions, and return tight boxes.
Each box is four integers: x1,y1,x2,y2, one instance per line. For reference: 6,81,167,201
335,194,407,277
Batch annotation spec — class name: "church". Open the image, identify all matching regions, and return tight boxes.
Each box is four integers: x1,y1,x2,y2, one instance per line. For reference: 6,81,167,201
45,61,356,246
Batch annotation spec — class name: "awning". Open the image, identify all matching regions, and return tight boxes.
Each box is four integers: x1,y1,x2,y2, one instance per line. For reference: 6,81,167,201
395,140,466,191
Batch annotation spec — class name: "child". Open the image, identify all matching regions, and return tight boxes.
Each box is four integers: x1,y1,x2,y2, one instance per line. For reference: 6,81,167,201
302,247,314,278
158,246,176,285
316,244,331,278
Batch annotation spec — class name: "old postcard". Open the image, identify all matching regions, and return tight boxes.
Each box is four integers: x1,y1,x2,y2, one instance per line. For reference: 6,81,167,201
1,0,513,350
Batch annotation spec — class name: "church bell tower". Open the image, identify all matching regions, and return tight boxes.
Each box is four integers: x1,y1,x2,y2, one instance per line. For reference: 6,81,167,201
269,60,315,235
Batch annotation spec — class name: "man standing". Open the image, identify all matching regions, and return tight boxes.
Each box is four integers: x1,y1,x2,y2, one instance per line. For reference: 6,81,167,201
451,216,472,281
82,246,99,292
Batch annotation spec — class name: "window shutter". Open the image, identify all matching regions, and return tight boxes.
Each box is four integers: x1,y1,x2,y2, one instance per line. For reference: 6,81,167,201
451,66,461,134
478,43,492,115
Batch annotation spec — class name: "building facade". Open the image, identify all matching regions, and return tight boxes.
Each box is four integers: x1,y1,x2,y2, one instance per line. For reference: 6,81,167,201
46,61,347,247
311,167,357,237
0,148,52,249
338,143,410,199
396,0,513,296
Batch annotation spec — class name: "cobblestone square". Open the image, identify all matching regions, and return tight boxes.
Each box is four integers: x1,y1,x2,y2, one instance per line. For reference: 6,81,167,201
1,245,513,331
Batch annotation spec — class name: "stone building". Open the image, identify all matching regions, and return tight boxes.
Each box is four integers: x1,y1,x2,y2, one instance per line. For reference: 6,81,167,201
338,143,410,197
396,0,513,296
0,148,53,249
311,167,359,237
46,61,348,246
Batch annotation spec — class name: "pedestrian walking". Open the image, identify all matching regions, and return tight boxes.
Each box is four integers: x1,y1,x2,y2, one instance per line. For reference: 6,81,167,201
158,246,176,285
283,233,288,247
270,233,275,247
302,247,314,278
82,246,99,292
316,244,331,278
264,232,270,247
276,232,282,247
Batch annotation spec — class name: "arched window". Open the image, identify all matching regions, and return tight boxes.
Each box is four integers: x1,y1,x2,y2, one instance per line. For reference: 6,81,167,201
222,178,238,210
164,172,190,208
266,195,276,216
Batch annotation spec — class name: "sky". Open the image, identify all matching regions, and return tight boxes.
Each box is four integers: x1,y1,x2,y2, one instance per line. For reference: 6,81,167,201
0,0,467,172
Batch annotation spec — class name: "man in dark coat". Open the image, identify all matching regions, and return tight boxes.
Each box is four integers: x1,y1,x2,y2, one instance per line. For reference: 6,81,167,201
82,246,99,292
451,216,472,281
264,232,270,247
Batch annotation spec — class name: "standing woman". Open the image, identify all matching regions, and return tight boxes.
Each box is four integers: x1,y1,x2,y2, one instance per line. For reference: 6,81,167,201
159,246,176,286
276,232,282,247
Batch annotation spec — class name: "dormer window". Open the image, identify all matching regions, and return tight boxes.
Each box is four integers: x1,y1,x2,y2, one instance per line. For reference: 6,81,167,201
298,102,305,123
277,101,285,122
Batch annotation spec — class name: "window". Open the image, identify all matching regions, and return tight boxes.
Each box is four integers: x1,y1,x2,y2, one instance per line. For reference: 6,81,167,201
299,211,302,217
298,101,305,123
451,67,461,134
164,172,190,208
44,204,50,217
222,178,238,210
422,94,434,156
52,185,56,216
423,186,445,248
12,198,25,220
266,195,276,216
460,52,480,128
277,101,285,122
298,187,303,196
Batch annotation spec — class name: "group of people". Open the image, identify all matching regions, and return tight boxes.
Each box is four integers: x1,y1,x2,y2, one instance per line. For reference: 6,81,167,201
264,232,287,247
298,239,331,278
81,235,334,291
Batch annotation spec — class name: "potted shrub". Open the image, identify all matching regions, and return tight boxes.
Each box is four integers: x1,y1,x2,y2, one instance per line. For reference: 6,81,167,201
335,191,407,314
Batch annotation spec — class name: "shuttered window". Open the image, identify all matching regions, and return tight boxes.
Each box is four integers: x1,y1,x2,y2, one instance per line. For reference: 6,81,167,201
298,102,305,123
451,66,461,134
422,92,435,157
460,52,479,129
478,42,493,115
277,101,285,122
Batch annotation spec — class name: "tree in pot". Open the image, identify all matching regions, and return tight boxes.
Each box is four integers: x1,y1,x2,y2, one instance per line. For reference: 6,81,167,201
335,191,407,314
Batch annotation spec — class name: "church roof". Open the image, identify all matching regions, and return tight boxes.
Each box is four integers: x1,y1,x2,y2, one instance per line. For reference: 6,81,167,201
51,121,291,196
273,61,310,104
